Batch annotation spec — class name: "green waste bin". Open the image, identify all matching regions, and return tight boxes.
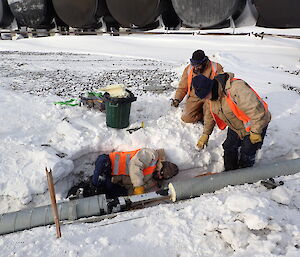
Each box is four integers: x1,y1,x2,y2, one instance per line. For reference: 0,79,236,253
105,90,137,129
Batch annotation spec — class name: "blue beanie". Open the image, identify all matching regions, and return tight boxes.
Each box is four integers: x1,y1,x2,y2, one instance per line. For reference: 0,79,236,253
192,74,215,99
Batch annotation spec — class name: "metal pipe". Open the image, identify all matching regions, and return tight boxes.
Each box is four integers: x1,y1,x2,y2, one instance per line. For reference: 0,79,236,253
0,189,168,236
169,158,300,202
1,159,299,235
0,195,108,236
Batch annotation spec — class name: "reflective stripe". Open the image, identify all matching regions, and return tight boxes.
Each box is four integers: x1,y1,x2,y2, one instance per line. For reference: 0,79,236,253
143,159,158,175
110,149,140,176
149,159,157,166
225,92,252,132
113,154,120,175
109,149,157,176
244,121,251,129
187,65,193,96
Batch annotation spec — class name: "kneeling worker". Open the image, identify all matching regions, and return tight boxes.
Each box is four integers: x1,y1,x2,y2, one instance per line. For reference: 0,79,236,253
171,49,223,123
92,148,178,197
193,72,271,171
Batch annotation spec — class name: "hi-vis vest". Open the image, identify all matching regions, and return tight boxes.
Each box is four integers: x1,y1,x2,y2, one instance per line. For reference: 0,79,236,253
209,78,269,132
109,149,157,176
187,61,218,96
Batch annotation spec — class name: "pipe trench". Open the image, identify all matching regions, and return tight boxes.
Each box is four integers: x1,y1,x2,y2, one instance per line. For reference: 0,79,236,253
1,159,299,235
169,158,300,202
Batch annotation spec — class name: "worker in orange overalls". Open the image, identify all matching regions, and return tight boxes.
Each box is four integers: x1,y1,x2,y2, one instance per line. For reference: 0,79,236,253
91,148,178,197
171,49,223,123
192,72,271,171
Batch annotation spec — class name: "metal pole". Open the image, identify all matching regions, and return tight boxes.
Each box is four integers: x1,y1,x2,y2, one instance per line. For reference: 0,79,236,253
45,167,61,238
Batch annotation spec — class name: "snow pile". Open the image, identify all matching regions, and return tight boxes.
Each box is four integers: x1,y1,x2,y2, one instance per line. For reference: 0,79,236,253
0,28,299,256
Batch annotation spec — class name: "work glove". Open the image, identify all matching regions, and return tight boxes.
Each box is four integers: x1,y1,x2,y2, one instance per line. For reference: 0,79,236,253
197,134,209,149
249,131,262,144
171,98,180,108
133,186,145,195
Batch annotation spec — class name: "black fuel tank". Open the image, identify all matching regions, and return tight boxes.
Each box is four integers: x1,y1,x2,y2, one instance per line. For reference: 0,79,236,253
52,0,111,29
7,0,54,28
0,0,14,28
171,0,246,28
254,0,300,28
106,0,164,29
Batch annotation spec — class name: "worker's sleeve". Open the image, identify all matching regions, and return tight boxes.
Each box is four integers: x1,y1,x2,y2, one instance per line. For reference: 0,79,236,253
203,100,216,135
174,66,189,101
129,149,158,187
231,81,268,134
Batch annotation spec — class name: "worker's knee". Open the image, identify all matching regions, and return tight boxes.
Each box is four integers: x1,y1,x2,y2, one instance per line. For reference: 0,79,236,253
181,113,202,124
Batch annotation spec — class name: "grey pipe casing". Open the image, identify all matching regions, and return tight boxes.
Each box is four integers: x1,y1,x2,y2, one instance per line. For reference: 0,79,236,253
169,158,300,202
0,195,108,236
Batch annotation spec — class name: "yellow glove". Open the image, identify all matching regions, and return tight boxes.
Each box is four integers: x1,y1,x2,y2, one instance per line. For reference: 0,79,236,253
133,186,145,195
197,134,209,149
249,131,262,144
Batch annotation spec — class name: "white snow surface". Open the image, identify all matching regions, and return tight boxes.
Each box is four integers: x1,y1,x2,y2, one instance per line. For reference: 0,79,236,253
0,28,300,256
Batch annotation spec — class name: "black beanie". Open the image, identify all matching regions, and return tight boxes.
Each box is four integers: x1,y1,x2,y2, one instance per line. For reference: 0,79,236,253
190,50,208,66
192,50,205,60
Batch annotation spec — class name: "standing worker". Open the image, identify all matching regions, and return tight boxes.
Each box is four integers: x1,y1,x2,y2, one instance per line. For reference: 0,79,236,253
171,49,223,123
193,72,271,171
91,148,178,197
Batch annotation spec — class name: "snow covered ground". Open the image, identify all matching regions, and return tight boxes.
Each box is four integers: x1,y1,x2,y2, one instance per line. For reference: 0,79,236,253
0,27,300,256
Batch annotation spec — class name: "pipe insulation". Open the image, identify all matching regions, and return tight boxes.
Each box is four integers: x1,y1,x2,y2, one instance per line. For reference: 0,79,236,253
0,194,108,236
169,158,300,202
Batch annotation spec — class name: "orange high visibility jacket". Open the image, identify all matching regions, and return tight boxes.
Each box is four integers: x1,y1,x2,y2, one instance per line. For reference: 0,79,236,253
187,61,218,96
109,149,157,176
210,78,269,132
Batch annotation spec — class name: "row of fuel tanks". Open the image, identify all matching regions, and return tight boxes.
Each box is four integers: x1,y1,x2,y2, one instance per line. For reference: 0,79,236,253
1,0,300,31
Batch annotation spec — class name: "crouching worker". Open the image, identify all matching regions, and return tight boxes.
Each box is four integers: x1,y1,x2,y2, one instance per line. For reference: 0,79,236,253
193,72,271,171
92,148,178,197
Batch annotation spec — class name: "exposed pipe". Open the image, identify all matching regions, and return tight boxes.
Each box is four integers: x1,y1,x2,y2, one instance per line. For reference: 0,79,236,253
0,194,109,236
1,159,299,235
168,158,300,202
0,189,167,236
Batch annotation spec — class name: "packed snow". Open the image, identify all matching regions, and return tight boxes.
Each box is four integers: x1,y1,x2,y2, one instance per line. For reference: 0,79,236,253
0,26,300,256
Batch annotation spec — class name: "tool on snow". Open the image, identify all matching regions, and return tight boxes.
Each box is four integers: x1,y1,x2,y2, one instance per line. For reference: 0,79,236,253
45,167,61,238
261,178,284,189
54,99,79,106
126,122,144,134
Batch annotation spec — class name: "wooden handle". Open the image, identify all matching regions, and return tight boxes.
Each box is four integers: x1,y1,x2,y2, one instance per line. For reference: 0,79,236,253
45,167,61,238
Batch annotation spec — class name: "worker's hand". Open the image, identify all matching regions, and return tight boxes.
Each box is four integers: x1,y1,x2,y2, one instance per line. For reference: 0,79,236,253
133,186,145,195
249,131,262,144
171,98,180,108
197,134,209,149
